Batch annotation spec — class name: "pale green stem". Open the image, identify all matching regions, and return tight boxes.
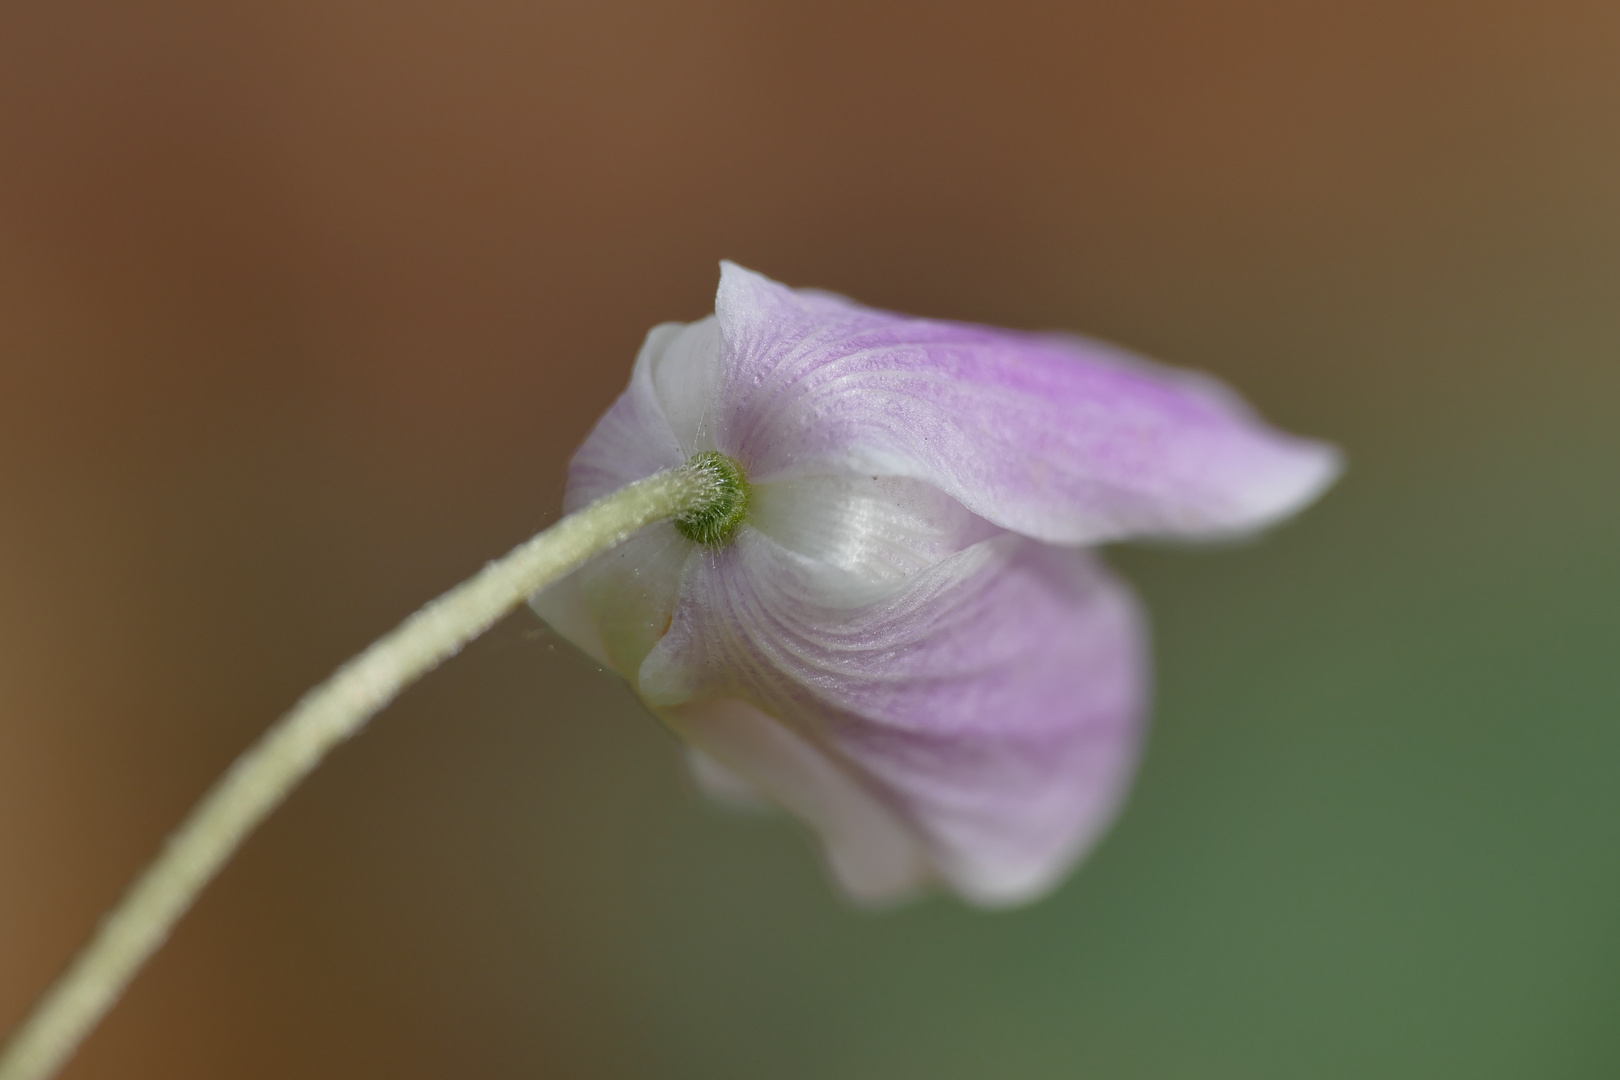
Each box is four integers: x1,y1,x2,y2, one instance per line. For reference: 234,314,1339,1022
0,461,727,1080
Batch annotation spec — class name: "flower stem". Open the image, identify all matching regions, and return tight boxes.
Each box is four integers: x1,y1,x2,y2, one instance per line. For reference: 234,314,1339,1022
0,461,724,1080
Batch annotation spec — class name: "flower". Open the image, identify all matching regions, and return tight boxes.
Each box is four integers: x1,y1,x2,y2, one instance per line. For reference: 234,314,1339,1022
533,263,1340,907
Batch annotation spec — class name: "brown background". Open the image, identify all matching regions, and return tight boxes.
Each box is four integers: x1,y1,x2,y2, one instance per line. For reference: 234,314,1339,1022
2,2,1618,1077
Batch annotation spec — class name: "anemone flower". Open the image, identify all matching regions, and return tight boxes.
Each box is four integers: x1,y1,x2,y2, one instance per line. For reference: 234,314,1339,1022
534,262,1340,907
0,264,1340,1080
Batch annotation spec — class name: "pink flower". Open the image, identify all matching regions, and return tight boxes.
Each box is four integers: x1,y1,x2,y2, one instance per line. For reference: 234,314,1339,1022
534,264,1339,907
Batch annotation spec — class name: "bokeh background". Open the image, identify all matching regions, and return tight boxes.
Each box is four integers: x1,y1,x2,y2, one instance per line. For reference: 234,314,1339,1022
2,2,1618,1077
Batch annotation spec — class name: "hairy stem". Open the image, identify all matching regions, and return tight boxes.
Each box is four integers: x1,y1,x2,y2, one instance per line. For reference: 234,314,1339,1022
0,461,726,1080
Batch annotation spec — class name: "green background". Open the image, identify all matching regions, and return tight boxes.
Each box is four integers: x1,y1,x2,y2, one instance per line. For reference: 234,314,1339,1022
1,2,1616,1076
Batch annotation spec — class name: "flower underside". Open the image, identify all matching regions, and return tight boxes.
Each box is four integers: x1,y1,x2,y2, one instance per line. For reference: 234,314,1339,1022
674,451,751,546
534,262,1342,908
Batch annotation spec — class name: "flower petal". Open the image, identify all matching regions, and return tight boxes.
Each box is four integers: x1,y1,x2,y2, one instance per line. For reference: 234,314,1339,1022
531,521,695,681
645,316,724,452
711,262,1340,545
527,568,612,669
685,746,770,808
564,316,722,510
749,473,1002,584
666,698,935,903
639,529,1149,906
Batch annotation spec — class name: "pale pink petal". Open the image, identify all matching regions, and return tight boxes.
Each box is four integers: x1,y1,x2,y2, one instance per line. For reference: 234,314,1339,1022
710,262,1340,545
639,530,1149,906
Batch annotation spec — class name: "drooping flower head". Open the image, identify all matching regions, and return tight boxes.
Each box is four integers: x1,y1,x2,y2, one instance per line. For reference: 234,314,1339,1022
534,263,1339,907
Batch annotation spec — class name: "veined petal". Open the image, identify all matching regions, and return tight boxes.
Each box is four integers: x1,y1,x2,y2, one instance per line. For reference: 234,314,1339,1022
710,262,1340,545
639,529,1149,906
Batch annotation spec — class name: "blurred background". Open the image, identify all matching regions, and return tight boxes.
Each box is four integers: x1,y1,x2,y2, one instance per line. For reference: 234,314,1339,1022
2,1,1618,1076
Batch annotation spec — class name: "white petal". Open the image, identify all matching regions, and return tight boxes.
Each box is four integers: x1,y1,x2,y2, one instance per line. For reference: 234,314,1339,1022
685,746,770,808
748,474,1002,584
646,316,724,452
663,697,935,904
528,569,612,668
576,521,695,681
530,522,695,681
564,318,722,509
